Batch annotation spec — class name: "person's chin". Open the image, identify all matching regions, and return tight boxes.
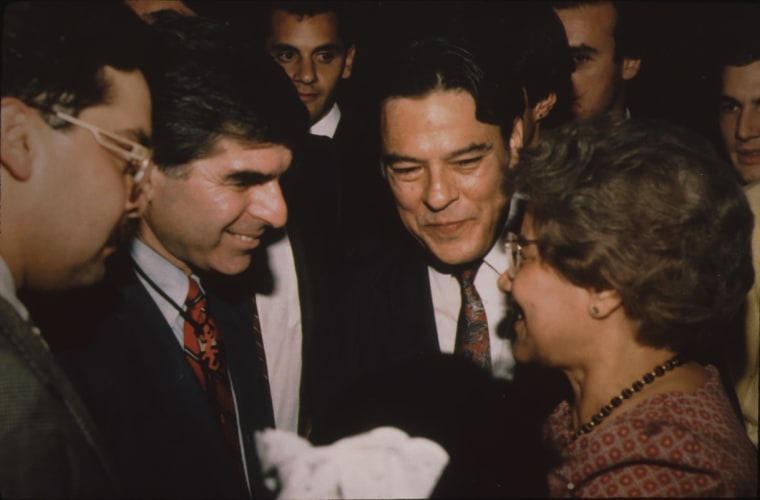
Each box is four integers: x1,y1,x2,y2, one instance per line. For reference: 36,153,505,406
65,259,108,290
511,323,536,363
210,253,252,277
426,239,487,267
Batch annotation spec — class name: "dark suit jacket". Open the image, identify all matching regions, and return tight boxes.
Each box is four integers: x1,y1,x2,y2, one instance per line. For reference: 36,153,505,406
0,297,114,497
314,232,570,497
55,256,274,499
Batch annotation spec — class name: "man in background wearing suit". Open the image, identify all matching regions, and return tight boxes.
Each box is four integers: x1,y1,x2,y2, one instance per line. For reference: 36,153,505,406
55,14,309,498
0,3,153,496
715,12,760,448
552,0,641,120
261,1,394,245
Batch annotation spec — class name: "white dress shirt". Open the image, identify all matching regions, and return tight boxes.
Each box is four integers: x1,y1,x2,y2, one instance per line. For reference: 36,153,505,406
428,242,515,379
260,103,343,432
256,230,302,433
310,103,341,138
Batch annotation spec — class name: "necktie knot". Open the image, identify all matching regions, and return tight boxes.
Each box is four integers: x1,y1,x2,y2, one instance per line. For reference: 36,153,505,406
185,277,203,307
454,261,482,288
455,267,478,288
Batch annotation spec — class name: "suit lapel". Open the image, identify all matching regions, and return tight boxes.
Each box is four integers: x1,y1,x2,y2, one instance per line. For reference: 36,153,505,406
116,270,250,497
0,297,115,483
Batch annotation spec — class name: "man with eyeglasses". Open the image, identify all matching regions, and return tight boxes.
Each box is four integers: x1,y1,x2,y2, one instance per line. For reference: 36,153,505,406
48,13,310,499
0,2,153,496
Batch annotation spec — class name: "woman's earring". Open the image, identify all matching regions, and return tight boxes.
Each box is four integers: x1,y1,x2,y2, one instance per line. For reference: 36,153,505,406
589,305,600,317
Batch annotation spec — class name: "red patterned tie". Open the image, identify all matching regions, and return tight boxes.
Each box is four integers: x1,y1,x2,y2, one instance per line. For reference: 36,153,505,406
183,277,245,476
455,265,492,370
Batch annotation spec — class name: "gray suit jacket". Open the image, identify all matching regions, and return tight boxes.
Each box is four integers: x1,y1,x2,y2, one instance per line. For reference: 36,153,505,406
0,296,114,497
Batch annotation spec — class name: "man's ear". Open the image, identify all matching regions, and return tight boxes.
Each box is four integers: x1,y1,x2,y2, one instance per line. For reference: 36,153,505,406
533,92,557,121
622,57,641,81
508,117,524,169
342,44,356,79
125,163,156,219
1,98,35,181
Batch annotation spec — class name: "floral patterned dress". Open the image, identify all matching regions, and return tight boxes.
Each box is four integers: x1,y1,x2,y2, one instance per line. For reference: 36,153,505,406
545,365,758,497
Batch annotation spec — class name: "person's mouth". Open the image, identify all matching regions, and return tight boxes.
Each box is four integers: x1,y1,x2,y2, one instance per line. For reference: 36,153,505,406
426,220,468,235
226,229,264,246
298,92,320,102
736,147,760,165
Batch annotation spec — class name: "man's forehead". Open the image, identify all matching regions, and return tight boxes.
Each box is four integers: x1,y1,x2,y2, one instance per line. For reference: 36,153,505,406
722,61,760,95
269,9,341,43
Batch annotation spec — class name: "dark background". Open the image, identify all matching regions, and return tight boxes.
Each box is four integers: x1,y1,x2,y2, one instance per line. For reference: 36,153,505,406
186,1,759,165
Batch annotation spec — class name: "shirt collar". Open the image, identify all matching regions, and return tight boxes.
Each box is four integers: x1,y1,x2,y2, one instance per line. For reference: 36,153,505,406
131,238,196,324
310,103,341,138
0,255,30,321
480,239,508,279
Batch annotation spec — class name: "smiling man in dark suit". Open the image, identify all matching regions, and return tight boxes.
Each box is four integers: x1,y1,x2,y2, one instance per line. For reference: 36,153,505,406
53,14,309,498
315,37,568,497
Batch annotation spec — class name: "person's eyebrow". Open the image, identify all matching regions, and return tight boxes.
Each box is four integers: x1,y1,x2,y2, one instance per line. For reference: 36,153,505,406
313,43,344,53
569,43,598,55
223,170,276,186
443,143,493,162
720,94,740,103
268,43,298,53
381,152,423,167
382,143,493,167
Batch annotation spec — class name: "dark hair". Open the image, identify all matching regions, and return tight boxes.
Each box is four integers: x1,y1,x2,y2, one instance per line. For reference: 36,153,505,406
714,6,760,69
467,3,574,129
263,1,354,47
146,12,309,173
378,37,525,144
506,117,753,357
2,2,152,125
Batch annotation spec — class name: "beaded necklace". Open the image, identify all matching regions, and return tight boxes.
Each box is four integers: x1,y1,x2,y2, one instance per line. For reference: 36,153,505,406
572,356,683,441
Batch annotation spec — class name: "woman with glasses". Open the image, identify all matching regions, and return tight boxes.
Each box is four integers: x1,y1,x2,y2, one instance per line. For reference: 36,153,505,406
498,117,758,497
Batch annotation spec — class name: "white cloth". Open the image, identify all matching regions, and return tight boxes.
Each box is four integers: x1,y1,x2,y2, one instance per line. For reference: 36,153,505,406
429,241,516,379
255,231,302,432
309,103,341,138
256,426,449,499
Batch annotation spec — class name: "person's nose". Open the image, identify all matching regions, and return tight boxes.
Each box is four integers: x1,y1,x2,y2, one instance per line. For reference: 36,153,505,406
248,180,288,229
736,107,760,141
422,165,458,212
294,58,317,85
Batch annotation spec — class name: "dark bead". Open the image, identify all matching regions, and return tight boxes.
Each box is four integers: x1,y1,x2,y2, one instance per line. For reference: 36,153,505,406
622,388,634,398
611,396,624,407
600,406,612,416
592,414,603,424
632,380,645,391
643,373,655,384
654,366,665,376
